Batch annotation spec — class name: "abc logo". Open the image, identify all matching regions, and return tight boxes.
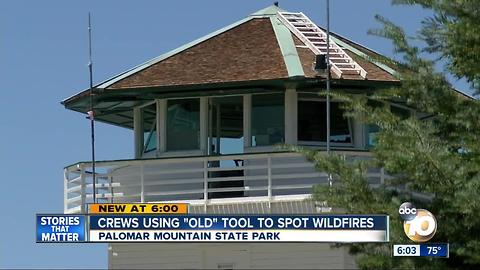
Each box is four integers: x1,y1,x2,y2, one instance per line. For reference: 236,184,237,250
398,202,437,242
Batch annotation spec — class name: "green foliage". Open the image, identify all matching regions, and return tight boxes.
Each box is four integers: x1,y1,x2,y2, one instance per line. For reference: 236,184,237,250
294,1,480,269
393,0,480,93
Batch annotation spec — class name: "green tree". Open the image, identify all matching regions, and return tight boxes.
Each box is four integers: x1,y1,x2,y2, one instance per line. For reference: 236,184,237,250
296,1,480,269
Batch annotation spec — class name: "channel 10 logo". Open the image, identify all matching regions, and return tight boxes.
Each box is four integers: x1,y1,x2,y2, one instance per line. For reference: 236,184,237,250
398,202,437,242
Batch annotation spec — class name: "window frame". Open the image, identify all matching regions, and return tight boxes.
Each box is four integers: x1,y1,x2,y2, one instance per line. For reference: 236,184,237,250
250,92,286,147
297,97,354,148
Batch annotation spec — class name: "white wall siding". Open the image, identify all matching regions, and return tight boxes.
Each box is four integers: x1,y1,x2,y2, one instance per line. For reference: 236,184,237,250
110,243,357,269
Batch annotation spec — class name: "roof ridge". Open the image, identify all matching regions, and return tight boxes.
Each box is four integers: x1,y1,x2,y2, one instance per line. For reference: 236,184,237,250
250,4,286,17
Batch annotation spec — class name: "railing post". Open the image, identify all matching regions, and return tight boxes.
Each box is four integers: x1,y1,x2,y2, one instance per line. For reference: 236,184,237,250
80,165,86,213
203,160,208,213
64,169,69,213
109,173,114,203
267,156,272,210
380,167,385,185
140,164,145,203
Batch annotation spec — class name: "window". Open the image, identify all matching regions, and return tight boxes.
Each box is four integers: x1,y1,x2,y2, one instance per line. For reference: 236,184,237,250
167,98,200,151
366,124,379,148
298,100,352,144
142,103,157,153
251,93,284,146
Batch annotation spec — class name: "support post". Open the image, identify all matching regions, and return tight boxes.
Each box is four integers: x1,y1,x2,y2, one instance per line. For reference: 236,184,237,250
216,104,221,153
109,174,114,203
200,97,208,154
158,99,167,153
140,164,145,203
80,165,86,213
133,107,143,159
380,167,385,185
243,94,252,148
203,160,208,213
284,88,298,145
64,169,69,213
267,156,272,209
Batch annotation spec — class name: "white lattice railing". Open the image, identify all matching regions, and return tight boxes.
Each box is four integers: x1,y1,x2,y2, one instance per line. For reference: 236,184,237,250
64,151,384,214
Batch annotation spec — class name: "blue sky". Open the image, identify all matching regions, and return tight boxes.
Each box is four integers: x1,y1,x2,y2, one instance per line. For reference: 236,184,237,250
0,0,473,268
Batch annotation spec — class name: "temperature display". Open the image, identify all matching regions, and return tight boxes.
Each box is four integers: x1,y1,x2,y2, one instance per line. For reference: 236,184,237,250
393,244,448,257
420,244,449,257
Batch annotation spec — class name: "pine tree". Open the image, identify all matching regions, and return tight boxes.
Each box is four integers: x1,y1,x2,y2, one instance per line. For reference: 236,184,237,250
295,1,480,269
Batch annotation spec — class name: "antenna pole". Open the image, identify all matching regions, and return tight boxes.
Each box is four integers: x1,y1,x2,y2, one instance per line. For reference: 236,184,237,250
326,0,331,154
326,0,332,187
88,13,97,204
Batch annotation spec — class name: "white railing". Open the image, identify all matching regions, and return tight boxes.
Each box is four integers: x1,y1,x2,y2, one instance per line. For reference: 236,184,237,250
64,151,384,214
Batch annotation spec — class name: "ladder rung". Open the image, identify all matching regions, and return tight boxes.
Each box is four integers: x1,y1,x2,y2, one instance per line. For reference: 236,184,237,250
314,42,339,46
324,53,343,56
287,18,309,21
281,12,303,16
286,16,308,20
329,57,347,60
340,68,361,71
317,49,342,53
317,49,343,53
292,22,314,26
317,47,341,51
331,60,352,64
297,27,317,30
332,57,352,61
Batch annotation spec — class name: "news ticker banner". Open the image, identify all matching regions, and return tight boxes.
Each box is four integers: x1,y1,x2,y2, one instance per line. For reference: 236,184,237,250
37,204,389,243
393,244,449,258
88,215,388,242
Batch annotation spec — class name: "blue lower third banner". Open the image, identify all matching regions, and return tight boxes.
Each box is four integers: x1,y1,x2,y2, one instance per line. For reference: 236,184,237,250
36,214,86,242
88,215,389,243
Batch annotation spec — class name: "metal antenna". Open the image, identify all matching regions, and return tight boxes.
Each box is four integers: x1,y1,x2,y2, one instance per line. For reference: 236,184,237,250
325,0,333,187
87,13,97,203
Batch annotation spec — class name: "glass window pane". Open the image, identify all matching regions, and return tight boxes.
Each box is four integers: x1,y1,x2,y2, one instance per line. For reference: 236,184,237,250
142,104,157,153
330,103,351,143
143,129,157,153
366,124,379,148
209,96,243,158
251,93,284,146
298,101,327,141
167,99,200,151
298,101,351,143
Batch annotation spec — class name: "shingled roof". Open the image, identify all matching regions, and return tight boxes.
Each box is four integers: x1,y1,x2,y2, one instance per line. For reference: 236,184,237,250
63,5,401,128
